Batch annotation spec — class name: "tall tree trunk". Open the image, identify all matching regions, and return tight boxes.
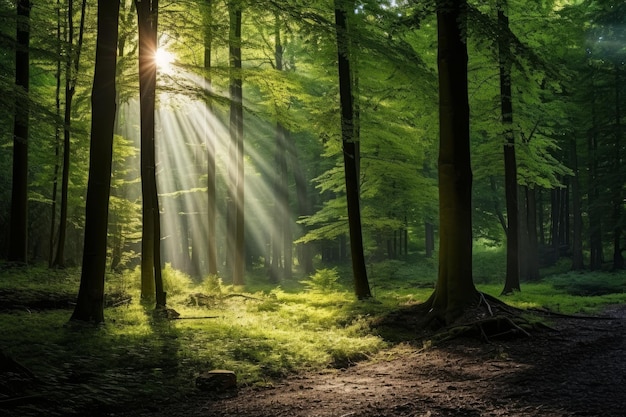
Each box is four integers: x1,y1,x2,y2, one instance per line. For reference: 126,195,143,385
288,132,314,274
53,0,87,268
570,137,584,270
136,0,165,306
8,0,31,264
524,186,540,280
612,65,624,270
71,0,120,323
550,186,561,263
518,185,530,279
228,3,245,286
498,0,520,294
428,0,478,324
49,0,62,267
537,188,545,246
588,87,603,270
203,0,218,276
273,15,292,281
334,0,371,300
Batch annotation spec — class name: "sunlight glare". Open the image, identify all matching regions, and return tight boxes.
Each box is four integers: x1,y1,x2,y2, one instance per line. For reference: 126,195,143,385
155,48,175,73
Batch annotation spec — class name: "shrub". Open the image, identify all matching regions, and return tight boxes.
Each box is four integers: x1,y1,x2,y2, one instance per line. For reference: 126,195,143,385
300,268,341,293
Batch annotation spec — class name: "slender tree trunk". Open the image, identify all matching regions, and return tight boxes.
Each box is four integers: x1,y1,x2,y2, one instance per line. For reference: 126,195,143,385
525,186,540,280
273,16,292,281
136,0,165,306
49,0,62,267
71,0,120,323
54,0,87,268
518,185,529,279
203,0,218,276
8,0,31,263
288,132,314,274
428,0,478,324
228,3,245,286
588,86,603,269
612,65,624,270
334,0,371,299
498,1,520,294
537,188,545,246
570,137,584,270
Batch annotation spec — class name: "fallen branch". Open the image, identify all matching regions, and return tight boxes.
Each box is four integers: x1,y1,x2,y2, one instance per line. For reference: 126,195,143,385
223,293,262,301
172,316,222,320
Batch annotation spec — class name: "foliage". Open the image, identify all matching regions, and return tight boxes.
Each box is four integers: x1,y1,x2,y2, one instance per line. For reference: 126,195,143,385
300,267,342,293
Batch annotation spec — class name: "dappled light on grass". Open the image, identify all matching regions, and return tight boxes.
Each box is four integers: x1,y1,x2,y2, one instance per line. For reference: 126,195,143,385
2,263,626,415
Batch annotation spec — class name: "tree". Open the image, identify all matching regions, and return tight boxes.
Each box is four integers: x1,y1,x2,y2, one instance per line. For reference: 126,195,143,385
334,0,371,300
52,0,87,268
228,1,245,286
203,0,218,276
136,0,166,306
498,0,520,294
8,0,31,264
426,0,478,324
71,0,120,323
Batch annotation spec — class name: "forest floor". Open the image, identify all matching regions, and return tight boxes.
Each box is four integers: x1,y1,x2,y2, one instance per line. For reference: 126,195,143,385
129,304,626,417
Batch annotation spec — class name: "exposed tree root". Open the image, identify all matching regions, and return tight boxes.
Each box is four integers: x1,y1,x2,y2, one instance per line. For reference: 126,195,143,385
374,291,555,345
425,292,554,345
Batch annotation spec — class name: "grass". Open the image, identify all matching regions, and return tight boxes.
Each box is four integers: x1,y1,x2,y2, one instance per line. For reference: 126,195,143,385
1,254,625,416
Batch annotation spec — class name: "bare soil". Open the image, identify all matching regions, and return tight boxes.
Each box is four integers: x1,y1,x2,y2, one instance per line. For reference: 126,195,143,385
130,305,626,417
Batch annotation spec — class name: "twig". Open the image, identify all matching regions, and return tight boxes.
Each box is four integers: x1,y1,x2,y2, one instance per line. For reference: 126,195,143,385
224,293,262,301
171,316,222,320
110,298,132,307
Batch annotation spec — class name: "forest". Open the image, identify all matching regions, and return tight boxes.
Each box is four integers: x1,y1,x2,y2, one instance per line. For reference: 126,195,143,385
1,0,625,416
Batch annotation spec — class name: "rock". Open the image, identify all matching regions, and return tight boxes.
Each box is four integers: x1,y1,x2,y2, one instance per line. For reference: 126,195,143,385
196,370,237,392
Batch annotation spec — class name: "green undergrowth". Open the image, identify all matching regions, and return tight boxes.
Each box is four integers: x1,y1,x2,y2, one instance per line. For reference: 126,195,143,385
1,259,625,415
478,269,626,315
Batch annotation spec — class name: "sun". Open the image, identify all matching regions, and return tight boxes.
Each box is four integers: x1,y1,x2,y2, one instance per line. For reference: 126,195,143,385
155,47,175,73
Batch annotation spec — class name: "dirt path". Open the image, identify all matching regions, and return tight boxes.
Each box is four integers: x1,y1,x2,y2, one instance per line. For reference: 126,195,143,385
133,306,626,417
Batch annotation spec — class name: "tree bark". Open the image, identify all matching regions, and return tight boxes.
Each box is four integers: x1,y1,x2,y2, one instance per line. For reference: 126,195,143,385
8,0,31,264
588,84,603,270
334,0,371,300
53,0,87,268
203,0,218,276
136,0,165,306
228,3,245,286
71,0,120,323
49,0,62,267
612,65,624,270
429,0,478,324
524,186,540,280
288,132,314,274
570,137,584,270
498,1,520,295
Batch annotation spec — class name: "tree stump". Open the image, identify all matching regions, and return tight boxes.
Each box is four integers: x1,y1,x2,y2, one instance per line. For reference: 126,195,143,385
196,370,237,392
